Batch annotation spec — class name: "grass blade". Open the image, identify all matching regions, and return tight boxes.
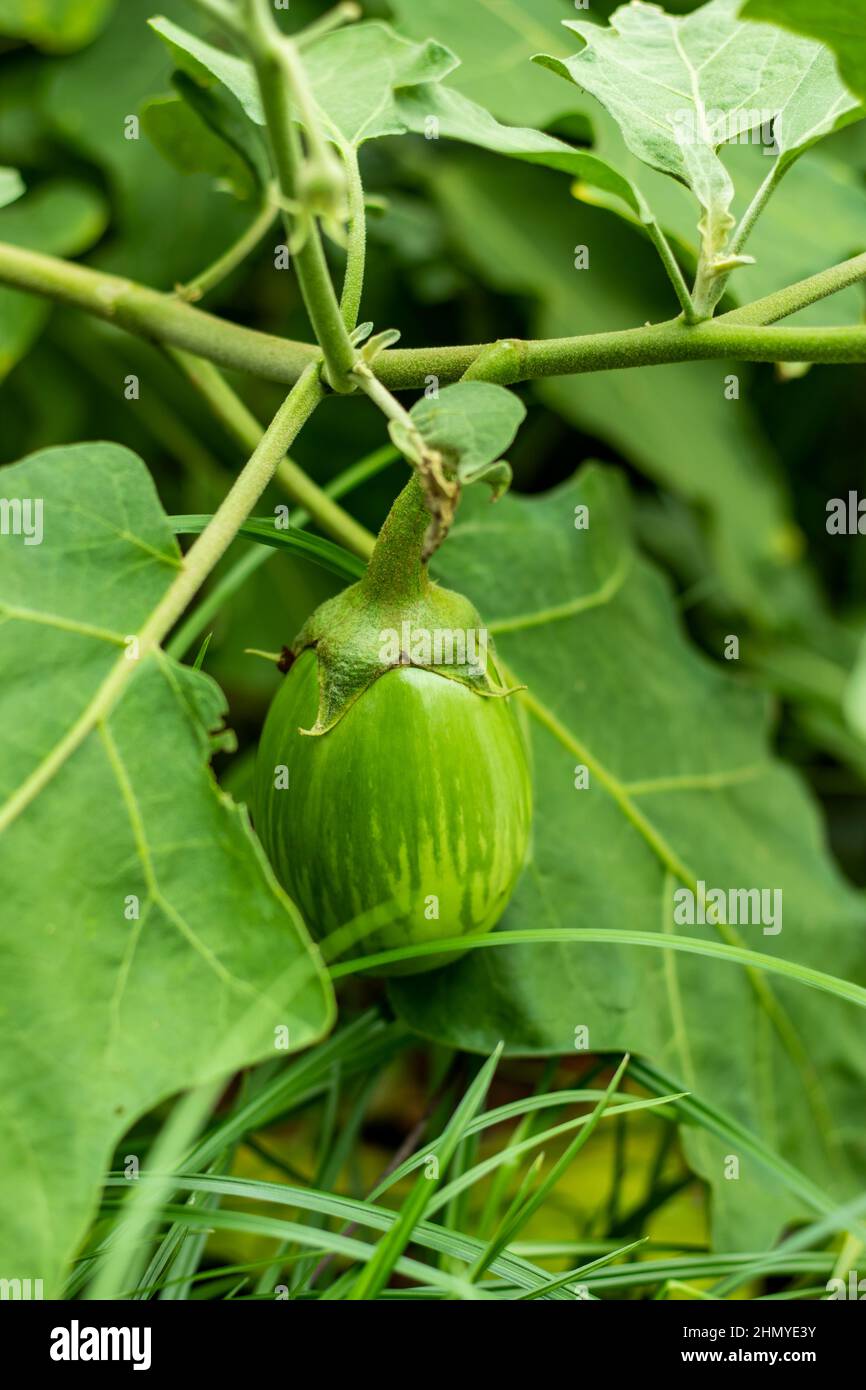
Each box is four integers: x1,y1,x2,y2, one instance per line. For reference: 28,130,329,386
347,1043,505,1299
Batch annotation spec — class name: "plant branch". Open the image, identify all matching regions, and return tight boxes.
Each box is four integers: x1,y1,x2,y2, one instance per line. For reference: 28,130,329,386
0,240,319,375
243,0,357,391
296,1,362,47
175,197,278,303
351,360,457,557
0,364,323,837
717,252,866,327
168,347,374,558
645,219,698,323
3,243,866,390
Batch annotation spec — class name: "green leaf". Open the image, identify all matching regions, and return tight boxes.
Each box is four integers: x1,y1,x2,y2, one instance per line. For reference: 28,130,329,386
389,466,866,1251
0,167,24,209
302,19,457,148
584,115,866,326
170,69,271,192
536,0,860,215
0,179,109,382
396,82,653,226
148,14,264,124
389,0,583,130
0,0,115,52
107,1169,574,1298
395,382,526,493
140,93,257,201
742,0,866,104
0,443,335,1294
148,16,458,148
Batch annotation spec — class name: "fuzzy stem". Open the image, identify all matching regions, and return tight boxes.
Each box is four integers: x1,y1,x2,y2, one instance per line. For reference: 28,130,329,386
244,0,358,391
3,243,866,385
360,474,431,604
296,2,362,47
705,158,788,315
175,198,278,304
340,146,366,330
645,219,698,323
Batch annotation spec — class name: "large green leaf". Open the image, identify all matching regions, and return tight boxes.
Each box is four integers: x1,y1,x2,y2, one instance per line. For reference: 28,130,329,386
742,0,866,105
536,0,860,220
140,93,258,201
390,467,866,1249
0,443,335,1294
0,179,109,381
148,16,458,147
396,81,653,226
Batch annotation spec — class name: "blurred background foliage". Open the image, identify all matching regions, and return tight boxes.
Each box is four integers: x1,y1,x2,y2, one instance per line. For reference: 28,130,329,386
1,0,864,1287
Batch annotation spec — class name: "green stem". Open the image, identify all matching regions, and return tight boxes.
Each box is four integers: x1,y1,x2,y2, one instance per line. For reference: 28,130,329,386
2,243,866,387
351,357,415,431
167,443,398,661
717,252,866,326
0,364,324,837
245,0,357,391
730,159,786,258
645,219,698,323
0,241,319,376
296,1,362,46
351,359,456,557
360,474,431,603
167,347,374,558
704,159,788,315
176,198,278,303
340,145,366,330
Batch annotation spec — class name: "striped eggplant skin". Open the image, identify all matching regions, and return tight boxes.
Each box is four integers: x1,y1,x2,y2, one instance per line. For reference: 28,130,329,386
255,648,532,975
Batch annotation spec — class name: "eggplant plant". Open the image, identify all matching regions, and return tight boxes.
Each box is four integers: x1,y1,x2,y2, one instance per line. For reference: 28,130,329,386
0,0,865,1307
